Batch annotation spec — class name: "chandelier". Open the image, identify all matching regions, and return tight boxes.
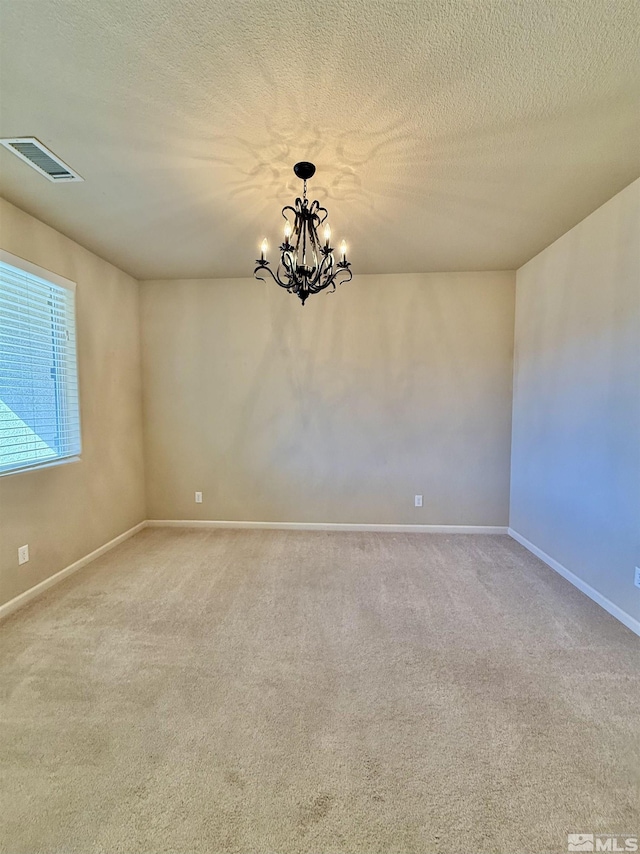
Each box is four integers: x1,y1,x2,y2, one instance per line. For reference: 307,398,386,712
253,162,352,305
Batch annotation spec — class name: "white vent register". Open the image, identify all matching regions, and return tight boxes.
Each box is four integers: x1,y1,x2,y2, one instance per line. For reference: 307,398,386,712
0,137,83,182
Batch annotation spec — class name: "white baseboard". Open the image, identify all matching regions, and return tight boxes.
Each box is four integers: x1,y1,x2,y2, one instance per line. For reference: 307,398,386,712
147,519,508,534
508,528,640,637
7,520,634,635
0,521,147,622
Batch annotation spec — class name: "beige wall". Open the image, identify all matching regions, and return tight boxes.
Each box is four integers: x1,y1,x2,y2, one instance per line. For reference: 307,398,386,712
0,199,146,607
4,179,637,621
510,179,640,621
140,272,515,525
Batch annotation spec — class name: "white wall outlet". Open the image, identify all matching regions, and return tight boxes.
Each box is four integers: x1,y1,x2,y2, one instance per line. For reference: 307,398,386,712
634,567,640,589
414,494,423,507
18,544,29,565
195,491,203,504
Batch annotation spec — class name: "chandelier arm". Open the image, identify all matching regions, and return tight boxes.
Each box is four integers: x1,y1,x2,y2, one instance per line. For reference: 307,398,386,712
288,201,303,240
281,205,298,244
310,264,353,295
253,261,294,291
280,249,297,282
307,247,332,289
326,266,353,293
311,203,328,225
306,224,322,277
300,212,311,272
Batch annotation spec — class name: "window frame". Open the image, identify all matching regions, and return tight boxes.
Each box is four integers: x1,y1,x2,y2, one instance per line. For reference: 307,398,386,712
0,249,82,477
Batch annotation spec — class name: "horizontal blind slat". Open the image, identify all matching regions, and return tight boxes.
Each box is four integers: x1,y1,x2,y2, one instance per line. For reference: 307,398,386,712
0,436,81,450
0,427,80,436
0,440,80,454
0,301,73,326
0,266,71,297
0,349,78,369
0,326,75,346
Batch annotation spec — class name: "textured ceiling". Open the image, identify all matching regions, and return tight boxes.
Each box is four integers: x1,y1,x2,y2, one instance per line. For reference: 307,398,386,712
0,0,639,279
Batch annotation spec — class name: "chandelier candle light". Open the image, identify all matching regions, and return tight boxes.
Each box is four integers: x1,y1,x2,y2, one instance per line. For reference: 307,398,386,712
253,162,352,305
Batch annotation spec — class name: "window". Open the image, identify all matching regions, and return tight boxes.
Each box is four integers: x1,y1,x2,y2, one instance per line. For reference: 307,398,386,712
0,251,81,475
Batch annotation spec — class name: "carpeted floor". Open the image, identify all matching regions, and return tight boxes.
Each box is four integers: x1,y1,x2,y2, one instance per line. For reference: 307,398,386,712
0,529,638,854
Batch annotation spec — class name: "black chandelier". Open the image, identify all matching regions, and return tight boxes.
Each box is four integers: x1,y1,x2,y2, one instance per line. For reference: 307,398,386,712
253,161,352,305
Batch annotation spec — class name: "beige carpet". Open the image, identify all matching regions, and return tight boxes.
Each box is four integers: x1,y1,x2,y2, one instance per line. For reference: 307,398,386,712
1,529,638,854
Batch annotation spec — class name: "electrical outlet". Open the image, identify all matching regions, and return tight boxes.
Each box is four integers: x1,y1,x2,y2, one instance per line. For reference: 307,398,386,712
634,567,640,589
195,491,203,504
18,544,29,565
414,494,423,508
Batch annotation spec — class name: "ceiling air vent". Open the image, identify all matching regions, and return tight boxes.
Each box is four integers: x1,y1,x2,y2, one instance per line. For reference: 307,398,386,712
0,137,83,182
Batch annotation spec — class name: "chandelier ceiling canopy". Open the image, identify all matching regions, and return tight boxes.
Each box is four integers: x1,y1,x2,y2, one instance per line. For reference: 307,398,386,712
253,162,352,305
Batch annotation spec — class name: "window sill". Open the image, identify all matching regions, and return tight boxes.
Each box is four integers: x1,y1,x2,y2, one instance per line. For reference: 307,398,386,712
0,455,82,478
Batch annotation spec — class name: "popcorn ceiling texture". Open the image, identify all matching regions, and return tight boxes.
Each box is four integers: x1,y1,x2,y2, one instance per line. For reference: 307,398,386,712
0,0,639,279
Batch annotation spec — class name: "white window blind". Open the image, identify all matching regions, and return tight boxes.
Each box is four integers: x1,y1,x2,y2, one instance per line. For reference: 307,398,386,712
0,251,81,475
